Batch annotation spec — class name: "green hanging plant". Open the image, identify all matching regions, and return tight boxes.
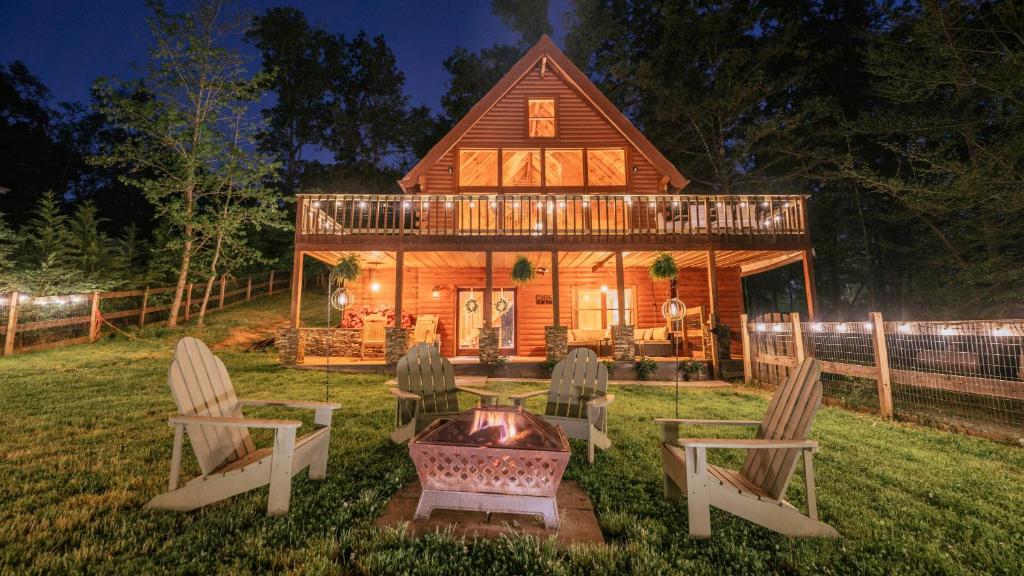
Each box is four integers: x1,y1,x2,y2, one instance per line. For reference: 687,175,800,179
649,252,680,296
510,255,536,286
331,254,362,286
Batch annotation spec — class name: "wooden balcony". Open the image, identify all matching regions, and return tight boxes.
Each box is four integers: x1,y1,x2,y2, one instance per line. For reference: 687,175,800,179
295,193,810,252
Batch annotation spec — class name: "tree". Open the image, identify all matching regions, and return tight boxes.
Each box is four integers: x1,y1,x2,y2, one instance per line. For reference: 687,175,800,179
21,190,68,269
94,0,265,327
66,200,114,278
0,212,20,273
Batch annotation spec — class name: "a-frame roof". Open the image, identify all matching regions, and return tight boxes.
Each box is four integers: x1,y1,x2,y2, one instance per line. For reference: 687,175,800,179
399,35,688,192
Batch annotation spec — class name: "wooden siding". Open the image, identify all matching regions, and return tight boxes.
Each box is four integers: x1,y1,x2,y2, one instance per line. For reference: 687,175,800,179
330,266,743,358
422,62,663,195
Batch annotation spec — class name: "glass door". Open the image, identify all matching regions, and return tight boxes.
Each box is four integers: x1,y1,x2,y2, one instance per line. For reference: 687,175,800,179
456,288,516,354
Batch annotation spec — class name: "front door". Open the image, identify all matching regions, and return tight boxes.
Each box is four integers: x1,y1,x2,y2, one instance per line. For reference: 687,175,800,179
456,288,516,355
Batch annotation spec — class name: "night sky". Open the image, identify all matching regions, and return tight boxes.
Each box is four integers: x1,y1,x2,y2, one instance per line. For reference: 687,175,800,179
0,0,571,112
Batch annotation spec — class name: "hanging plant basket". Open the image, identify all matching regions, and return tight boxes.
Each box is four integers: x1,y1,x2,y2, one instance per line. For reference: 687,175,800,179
649,252,680,297
510,255,536,286
331,254,362,286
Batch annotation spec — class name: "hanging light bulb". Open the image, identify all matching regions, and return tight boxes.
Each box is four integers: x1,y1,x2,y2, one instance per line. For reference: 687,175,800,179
600,285,608,293
661,298,686,322
330,287,352,310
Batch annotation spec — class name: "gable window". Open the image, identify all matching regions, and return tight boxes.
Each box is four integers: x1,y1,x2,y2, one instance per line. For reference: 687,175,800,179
587,148,626,186
459,149,498,187
544,149,583,187
502,149,542,187
527,98,556,138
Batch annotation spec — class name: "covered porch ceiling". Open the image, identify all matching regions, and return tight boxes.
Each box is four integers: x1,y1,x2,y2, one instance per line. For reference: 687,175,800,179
303,249,804,277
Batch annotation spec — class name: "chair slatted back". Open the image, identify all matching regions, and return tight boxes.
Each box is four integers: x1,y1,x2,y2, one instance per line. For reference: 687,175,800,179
396,344,459,415
167,337,255,475
741,358,823,500
412,314,438,345
546,348,608,419
363,314,387,344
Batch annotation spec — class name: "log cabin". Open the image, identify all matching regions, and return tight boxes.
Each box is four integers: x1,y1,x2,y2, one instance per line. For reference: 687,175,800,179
282,36,815,375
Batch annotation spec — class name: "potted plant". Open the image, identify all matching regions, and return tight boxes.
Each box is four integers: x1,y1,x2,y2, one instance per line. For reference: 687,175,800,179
678,359,701,381
601,359,617,378
633,356,658,381
511,255,536,285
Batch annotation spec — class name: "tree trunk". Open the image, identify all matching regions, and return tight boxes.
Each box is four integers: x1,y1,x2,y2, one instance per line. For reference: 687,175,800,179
197,274,218,327
166,233,191,328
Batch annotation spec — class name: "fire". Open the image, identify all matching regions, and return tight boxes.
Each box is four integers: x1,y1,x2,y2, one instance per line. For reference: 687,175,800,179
469,408,519,444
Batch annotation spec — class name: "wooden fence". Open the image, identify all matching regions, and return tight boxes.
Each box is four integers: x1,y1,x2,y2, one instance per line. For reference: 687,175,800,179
741,312,1024,438
0,271,289,356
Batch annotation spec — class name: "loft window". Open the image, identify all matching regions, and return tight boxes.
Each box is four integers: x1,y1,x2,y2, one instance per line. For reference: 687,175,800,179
502,149,542,187
544,149,583,187
527,98,556,138
458,149,498,187
587,148,627,186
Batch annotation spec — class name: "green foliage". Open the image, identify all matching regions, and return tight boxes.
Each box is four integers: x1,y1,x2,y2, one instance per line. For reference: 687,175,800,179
66,201,114,277
510,254,536,285
540,357,559,376
633,356,658,381
601,358,617,378
21,190,68,268
0,213,21,272
648,253,679,281
491,0,552,46
331,253,362,285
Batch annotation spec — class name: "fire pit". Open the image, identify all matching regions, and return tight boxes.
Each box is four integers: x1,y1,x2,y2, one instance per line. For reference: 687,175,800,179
409,405,570,529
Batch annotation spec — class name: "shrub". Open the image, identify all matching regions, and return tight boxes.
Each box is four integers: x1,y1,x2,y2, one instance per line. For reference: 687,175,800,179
633,356,658,380
601,359,617,377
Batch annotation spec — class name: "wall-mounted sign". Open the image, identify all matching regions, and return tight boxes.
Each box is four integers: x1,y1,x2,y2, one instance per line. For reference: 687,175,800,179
535,294,553,305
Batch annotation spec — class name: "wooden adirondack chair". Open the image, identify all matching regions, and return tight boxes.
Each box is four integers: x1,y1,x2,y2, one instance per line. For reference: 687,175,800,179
510,348,614,463
147,337,340,515
411,314,439,347
656,358,838,538
389,344,499,443
360,314,386,359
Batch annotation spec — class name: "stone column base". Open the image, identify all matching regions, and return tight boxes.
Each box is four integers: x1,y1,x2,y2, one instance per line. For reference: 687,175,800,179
275,328,304,365
478,327,501,364
611,325,635,361
544,326,568,361
385,327,410,365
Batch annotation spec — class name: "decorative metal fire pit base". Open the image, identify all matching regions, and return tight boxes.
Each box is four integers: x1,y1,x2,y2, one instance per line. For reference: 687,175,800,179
409,405,570,529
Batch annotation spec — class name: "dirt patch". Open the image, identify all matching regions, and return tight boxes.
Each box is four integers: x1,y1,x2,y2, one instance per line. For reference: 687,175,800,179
214,323,287,350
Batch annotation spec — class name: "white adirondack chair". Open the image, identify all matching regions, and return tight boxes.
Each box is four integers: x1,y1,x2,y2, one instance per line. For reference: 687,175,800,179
510,348,614,463
389,343,498,443
411,314,440,347
656,358,838,538
147,337,340,515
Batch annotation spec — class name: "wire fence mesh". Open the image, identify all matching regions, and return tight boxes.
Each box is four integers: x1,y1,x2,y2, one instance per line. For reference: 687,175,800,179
0,270,288,357
745,313,1024,441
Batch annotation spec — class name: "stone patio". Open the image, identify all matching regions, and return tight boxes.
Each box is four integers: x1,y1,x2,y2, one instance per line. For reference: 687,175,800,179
374,480,605,545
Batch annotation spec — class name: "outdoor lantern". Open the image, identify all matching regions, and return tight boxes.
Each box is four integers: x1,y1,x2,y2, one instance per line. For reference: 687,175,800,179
330,287,352,310
370,281,381,293
431,285,441,299
661,297,686,322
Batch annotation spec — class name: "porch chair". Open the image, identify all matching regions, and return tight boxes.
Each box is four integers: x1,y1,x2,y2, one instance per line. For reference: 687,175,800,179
656,358,838,538
389,343,499,443
360,313,387,359
510,348,615,463
411,314,440,348
147,337,340,515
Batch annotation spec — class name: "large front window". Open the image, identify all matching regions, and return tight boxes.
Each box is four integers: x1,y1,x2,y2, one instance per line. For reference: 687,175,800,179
587,148,627,186
459,149,498,187
576,287,634,329
502,149,542,187
544,149,583,187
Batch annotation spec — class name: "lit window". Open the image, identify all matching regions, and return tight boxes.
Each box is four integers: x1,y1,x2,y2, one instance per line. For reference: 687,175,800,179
528,98,556,137
458,149,498,187
587,148,626,186
544,149,583,187
502,149,541,187
576,287,634,329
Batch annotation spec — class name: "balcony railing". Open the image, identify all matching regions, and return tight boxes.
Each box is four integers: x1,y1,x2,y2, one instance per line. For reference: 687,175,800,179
296,193,808,246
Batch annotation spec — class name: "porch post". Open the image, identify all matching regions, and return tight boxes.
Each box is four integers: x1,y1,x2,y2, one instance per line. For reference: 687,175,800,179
550,250,560,327
386,250,409,365
802,249,818,320
545,249,568,361
289,251,303,329
278,250,305,366
611,251,635,361
706,250,721,379
483,251,493,328
479,250,500,364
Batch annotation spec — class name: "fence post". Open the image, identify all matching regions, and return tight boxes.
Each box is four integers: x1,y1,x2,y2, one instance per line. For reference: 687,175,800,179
219,275,227,309
138,287,150,328
869,311,894,419
268,271,275,296
246,277,252,301
740,313,752,384
88,291,101,342
791,312,806,364
184,283,193,322
3,291,19,356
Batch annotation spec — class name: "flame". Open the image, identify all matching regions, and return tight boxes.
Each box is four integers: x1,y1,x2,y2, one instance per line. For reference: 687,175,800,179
469,409,519,444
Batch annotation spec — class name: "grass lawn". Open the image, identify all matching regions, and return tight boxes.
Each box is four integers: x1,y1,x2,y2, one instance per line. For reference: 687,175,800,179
1,293,1022,575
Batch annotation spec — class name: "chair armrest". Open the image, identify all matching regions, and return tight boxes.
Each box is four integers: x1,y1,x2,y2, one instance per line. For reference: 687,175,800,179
587,394,615,408
655,418,761,428
507,389,547,401
456,386,498,399
388,387,422,401
168,414,301,430
239,399,341,411
675,438,818,450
